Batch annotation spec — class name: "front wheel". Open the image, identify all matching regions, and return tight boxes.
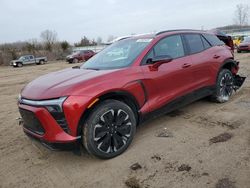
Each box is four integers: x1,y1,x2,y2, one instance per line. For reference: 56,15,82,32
73,58,79,63
211,69,234,103
17,62,23,67
82,100,136,159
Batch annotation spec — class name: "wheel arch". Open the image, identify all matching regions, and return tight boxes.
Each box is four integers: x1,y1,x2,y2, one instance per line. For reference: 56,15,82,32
220,58,238,73
216,58,238,81
76,90,140,137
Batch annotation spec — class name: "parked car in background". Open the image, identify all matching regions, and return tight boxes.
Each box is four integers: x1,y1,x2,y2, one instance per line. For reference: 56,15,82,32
18,30,245,159
66,50,95,63
10,55,47,67
237,37,250,53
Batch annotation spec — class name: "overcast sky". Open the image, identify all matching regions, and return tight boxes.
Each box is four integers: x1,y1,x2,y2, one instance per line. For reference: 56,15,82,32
0,0,249,43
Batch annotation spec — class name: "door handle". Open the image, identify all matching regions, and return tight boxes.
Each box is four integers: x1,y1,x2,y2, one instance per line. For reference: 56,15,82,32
182,63,191,68
213,55,220,59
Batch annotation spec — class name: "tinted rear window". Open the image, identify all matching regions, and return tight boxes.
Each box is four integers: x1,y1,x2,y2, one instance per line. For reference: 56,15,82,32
184,34,204,54
203,34,224,46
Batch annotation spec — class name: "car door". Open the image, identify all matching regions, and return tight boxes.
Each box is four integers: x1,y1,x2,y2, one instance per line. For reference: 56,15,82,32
140,34,194,111
23,56,30,65
183,33,217,89
29,55,35,64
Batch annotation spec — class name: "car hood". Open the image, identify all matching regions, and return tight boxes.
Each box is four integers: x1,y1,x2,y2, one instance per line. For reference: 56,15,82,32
21,67,118,100
66,55,74,59
11,60,20,63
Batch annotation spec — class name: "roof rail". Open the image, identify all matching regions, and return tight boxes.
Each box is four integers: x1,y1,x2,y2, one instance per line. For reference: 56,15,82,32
156,29,204,36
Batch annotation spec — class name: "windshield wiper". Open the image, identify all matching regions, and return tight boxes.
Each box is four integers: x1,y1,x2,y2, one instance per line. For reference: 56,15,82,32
84,67,100,71
72,65,80,69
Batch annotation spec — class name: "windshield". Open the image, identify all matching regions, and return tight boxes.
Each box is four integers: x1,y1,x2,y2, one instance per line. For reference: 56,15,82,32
243,37,250,42
18,56,25,60
81,38,152,70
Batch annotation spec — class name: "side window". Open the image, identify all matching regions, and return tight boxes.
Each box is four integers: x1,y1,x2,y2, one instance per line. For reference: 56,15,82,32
29,55,34,59
154,35,184,59
184,34,204,54
201,36,211,49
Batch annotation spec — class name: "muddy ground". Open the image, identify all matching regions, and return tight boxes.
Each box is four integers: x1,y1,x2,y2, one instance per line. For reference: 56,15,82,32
0,54,249,188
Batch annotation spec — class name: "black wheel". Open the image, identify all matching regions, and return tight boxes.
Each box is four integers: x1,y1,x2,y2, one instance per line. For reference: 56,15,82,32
82,100,136,159
73,58,79,63
211,69,234,103
237,50,241,53
17,62,23,67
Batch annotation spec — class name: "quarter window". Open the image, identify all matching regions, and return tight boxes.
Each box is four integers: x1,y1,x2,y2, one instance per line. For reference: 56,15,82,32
201,36,211,49
203,34,224,46
154,35,184,59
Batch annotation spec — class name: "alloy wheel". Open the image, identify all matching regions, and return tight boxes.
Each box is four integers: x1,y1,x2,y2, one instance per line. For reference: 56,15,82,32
219,72,234,101
93,109,132,154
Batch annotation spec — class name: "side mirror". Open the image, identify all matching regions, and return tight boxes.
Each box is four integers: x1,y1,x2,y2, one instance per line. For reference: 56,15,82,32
147,55,172,71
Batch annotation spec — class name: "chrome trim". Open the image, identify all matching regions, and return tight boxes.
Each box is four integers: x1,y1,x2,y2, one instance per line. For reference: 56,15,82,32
19,96,67,112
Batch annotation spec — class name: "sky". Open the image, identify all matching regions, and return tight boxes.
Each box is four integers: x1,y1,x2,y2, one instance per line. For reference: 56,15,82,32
0,0,249,44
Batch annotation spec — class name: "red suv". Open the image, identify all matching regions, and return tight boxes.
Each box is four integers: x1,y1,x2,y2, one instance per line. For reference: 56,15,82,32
18,30,245,158
66,50,95,63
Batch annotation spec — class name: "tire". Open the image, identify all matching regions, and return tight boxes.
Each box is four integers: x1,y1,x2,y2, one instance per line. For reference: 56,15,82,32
211,69,234,103
237,50,241,53
17,62,23,67
40,60,45,65
82,99,136,159
73,58,79,63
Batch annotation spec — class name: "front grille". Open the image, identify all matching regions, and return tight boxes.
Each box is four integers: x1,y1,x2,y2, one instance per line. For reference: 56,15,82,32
19,108,45,135
50,112,69,133
240,45,248,48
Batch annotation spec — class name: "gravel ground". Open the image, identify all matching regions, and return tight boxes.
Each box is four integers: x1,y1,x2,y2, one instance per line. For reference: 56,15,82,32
0,54,249,188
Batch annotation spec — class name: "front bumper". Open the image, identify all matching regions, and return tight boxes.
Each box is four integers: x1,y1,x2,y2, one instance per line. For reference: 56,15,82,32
10,61,16,66
18,95,93,150
66,58,73,63
19,103,79,143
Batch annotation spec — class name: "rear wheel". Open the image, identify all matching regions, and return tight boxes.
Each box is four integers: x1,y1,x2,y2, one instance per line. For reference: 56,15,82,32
82,100,136,159
211,69,234,103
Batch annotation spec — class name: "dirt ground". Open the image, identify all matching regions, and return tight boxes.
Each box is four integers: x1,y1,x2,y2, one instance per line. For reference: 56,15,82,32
0,54,250,188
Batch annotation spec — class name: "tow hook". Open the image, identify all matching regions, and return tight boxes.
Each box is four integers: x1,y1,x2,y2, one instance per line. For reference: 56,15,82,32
233,75,246,91
16,117,23,126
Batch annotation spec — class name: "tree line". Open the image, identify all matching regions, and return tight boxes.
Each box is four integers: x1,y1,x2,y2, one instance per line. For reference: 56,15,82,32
0,30,114,65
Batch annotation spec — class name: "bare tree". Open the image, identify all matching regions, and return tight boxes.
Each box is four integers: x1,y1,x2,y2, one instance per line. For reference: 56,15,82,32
25,39,39,54
234,4,249,26
40,30,57,51
60,41,70,52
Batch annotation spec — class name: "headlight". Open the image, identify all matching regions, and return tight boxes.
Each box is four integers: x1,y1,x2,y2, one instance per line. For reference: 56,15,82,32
19,97,67,112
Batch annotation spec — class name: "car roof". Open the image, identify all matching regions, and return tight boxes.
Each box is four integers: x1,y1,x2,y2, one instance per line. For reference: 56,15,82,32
122,29,213,41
